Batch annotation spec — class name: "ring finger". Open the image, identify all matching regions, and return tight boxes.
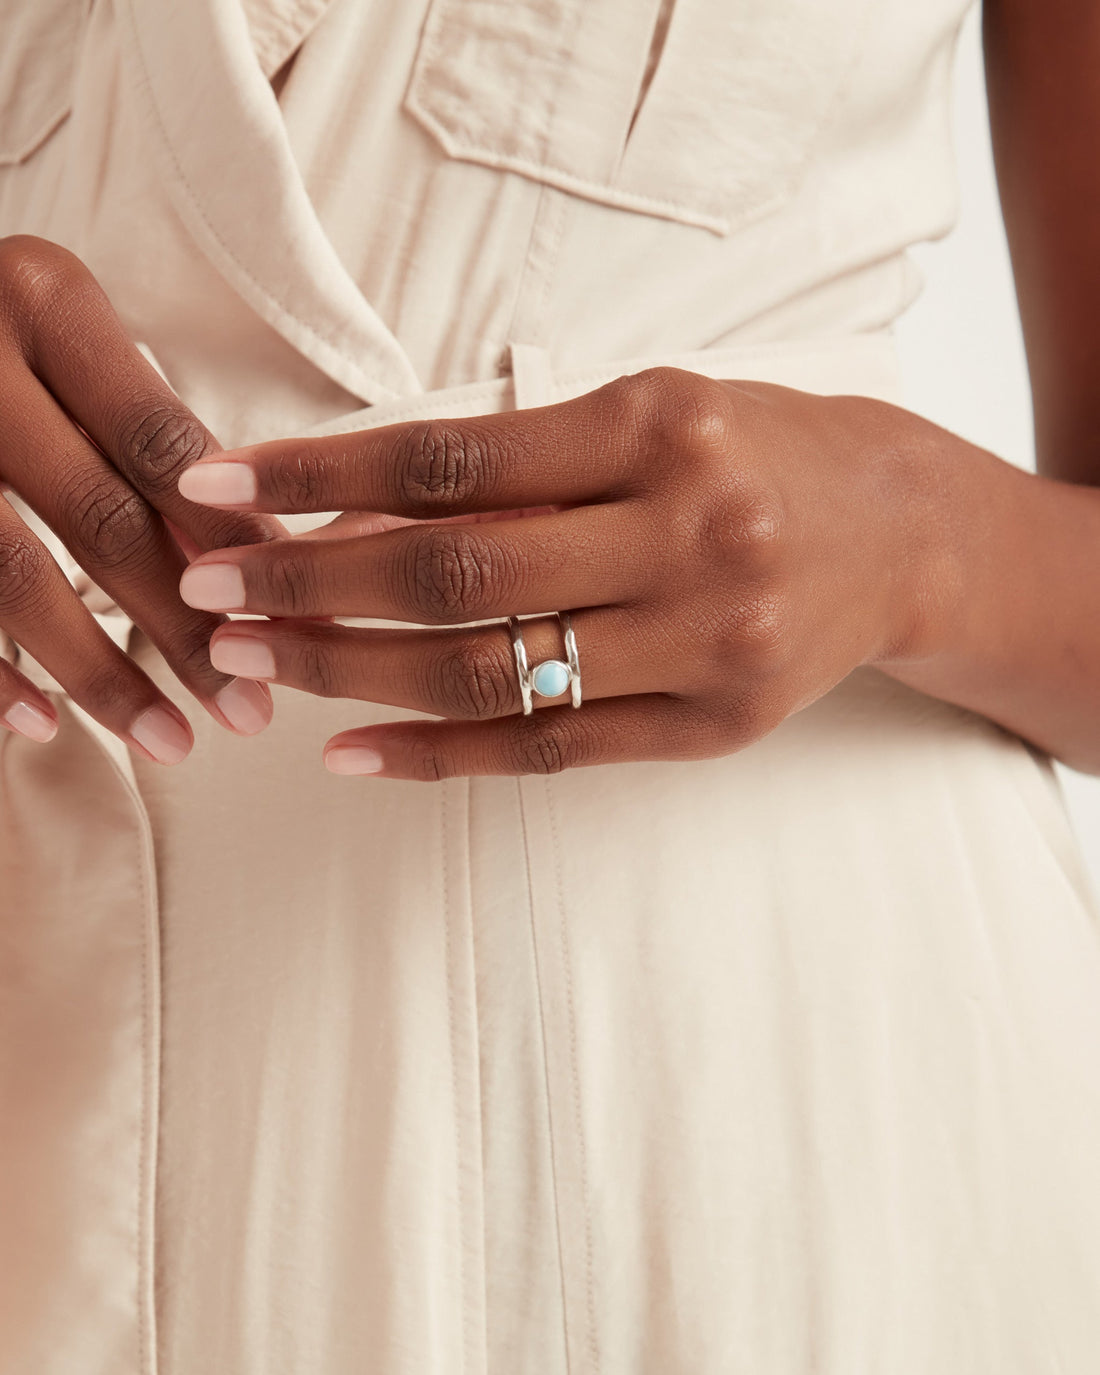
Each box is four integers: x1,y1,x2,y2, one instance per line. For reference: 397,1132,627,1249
208,607,660,720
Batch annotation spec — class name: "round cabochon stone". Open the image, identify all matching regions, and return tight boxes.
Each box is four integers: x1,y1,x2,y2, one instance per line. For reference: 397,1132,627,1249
531,659,571,698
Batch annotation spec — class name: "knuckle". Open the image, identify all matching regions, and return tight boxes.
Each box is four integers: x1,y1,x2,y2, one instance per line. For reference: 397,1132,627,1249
666,698,733,759
405,526,497,623
0,234,73,304
670,372,736,457
169,626,220,683
724,590,792,672
0,235,81,346
406,737,449,783
738,494,785,553
295,635,340,698
114,404,212,500
704,588,792,686
67,477,158,573
603,367,669,436
506,714,579,776
429,641,513,720
704,487,785,567
75,654,141,711
707,684,774,753
0,532,49,614
394,422,495,511
273,447,330,512
261,550,316,617
601,368,736,487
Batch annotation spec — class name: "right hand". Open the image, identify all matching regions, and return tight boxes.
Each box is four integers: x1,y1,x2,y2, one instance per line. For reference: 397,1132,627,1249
0,234,285,763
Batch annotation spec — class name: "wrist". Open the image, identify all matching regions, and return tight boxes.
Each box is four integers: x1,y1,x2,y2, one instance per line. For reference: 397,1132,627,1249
865,412,993,676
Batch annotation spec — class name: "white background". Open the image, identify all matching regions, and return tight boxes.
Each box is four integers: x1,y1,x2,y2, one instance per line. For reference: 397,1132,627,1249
892,6,1100,896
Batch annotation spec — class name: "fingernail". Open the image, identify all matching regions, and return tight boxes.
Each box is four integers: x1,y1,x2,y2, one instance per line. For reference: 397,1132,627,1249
179,562,245,611
178,461,257,506
130,705,192,765
3,701,58,743
210,633,276,680
214,678,273,736
324,745,385,775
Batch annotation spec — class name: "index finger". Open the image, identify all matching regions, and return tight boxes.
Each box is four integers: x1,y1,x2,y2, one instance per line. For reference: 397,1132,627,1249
4,235,284,555
175,372,670,518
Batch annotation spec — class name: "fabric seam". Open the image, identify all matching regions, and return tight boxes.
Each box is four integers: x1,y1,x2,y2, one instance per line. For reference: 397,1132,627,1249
516,778,575,1374
466,779,490,1371
441,783,471,1373
546,783,600,1373
66,699,162,1375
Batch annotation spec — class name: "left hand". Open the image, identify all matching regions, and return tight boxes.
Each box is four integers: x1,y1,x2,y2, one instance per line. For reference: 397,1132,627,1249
175,367,954,780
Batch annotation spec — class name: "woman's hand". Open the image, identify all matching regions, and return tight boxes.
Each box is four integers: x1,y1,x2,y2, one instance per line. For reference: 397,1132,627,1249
176,366,958,780
0,235,283,760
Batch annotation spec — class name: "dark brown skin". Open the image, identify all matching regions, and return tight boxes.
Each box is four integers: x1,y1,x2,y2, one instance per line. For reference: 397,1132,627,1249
163,0,1100,781
13,2,1100,780
880,0,1100,772
0,235,282,760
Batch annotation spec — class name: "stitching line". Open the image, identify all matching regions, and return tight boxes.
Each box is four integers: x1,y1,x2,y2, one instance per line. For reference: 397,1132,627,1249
547,783,600,1373
139,818,150,1374
501,179,555,357
73,701,162,1375
466,778,490,1370
531,192,570,360
130,737,161,1375
441,783,472,1372
516,779,575,1374
404,99,730,235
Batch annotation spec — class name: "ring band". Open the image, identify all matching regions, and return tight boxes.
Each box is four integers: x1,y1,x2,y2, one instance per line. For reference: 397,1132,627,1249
561,612,582,710
508,614,583,715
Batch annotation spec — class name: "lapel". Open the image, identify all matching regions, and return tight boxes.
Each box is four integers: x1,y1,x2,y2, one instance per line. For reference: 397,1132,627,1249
239,0,333,78
115,0,423,407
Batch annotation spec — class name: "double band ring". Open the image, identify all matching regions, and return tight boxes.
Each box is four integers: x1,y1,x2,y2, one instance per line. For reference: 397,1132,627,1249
508,614,582,715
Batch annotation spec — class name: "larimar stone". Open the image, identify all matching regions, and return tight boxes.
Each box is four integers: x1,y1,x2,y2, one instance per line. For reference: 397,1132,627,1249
531,659,571,698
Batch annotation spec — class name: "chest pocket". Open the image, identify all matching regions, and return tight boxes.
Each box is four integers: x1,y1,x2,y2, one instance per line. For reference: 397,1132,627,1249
0,0,86,165
404,0,874,236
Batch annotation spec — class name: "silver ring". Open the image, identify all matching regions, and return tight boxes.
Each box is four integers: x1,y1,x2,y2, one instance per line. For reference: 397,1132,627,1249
507,614,583,715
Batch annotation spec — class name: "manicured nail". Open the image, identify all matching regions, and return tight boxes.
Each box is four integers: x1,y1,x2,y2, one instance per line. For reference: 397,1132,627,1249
210,634,276,680
214,678,273,736
324,745,384,775
3,701,58,743
178,461,257,506
130,705,192,765
179,562,246,611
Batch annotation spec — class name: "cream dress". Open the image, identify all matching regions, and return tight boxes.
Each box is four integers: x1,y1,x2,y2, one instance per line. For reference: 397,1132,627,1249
4,1,1100,1372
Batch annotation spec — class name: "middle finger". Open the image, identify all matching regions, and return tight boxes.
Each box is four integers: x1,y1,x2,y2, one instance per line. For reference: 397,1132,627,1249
180,505,650,624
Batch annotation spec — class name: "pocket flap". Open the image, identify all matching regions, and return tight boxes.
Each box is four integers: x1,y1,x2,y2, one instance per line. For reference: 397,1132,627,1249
0,0,86,165
404,0,875,236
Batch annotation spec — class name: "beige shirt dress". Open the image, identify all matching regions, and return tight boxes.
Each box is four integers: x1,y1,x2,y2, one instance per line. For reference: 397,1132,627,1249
4,1,1100,1371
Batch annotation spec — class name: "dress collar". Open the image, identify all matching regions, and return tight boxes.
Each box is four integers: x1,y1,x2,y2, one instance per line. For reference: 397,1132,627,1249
116,0,422,406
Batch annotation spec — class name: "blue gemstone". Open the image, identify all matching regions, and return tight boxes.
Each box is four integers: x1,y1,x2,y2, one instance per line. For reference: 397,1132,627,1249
531,659,571,698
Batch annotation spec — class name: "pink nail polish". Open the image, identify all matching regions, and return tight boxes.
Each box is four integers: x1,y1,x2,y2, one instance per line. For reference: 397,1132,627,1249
214,678,273,736
324,745,384,775
130,705,192,765
3,701,58,743
178,461,258,506
210,634,276,680
179,562,246,611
